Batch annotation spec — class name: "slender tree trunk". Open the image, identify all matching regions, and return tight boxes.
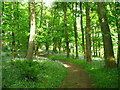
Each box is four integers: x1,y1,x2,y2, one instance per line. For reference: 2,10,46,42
85,3,91,63
53,38,57,53
95,40,98,56
25,2,31,57
45,43,49,52
11,2,15,59
16,2,20,57
63,2,70,58
26,2,36,60
98,33,101,57
97,2,117,68
95,28,98,56
80,2,85,58
52,9,58,54
0,2,2,54
2,2,4,16
92,28,95,56
58,39,62,54
73,3,79,59
35,2,43,55
57,17,61,54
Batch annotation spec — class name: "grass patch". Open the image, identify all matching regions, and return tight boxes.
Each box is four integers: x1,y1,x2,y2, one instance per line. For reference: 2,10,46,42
2,59,67,88
46,54,119,88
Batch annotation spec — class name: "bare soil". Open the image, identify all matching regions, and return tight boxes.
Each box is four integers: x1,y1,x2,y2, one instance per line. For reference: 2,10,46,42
58,60,94,88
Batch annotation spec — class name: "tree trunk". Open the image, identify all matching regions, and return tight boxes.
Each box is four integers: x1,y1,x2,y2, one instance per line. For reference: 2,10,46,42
97,2,117,68
73,2,79,59
11,2,15,59
92,27,95,56
35,2,43,55
117,24,120,67
115,2,120,67
16,2,20,57
95,28,98,56
63,2,70,58
85,3,91,63
74,2,78,58
98,33,101,57
53,38,58,53
45,44,49,52
26,2,36,60
2,2,4,16
58,39,62,54
80,2,85,58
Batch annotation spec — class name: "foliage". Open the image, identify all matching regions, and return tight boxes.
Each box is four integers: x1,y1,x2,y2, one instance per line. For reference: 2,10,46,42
2,1,119,88
46,54,119,88
2,59,67,88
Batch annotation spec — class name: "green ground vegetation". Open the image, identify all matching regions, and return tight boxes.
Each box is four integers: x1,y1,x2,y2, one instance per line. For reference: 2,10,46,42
46,54,119,88
2,58,67,88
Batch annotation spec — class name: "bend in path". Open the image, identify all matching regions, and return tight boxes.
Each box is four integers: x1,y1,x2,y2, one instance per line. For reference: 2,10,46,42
58,60,94,88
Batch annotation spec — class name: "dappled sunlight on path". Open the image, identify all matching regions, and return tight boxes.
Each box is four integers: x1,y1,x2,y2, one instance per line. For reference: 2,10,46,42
63,64,71,68
58,60,94,88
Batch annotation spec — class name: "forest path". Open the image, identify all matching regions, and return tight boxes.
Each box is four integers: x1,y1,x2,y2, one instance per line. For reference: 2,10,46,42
57,60,94,88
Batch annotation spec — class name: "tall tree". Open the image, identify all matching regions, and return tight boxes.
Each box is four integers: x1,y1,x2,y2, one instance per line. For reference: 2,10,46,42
26,2,36,60
11,2,15,59
35,2,43,55
80,2,85,58
97,2,117,68
52,9,58,53
72,2,79,59
63,2,70,58
85,3,91,63
115,2,120,67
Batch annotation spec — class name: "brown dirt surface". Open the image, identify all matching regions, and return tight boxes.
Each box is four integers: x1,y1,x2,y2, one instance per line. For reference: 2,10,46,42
58,60,95,88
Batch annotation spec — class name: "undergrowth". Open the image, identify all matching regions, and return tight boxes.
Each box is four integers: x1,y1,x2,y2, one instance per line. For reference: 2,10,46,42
46,54,119,88
2,59,67,88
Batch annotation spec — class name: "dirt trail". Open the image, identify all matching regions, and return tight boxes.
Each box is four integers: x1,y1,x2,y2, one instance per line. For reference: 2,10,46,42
58,60,94,88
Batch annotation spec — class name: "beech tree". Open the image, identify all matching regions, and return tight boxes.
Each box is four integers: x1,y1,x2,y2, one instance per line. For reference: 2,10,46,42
26,2,36,60
63,2,70,58
72,2,79,59
2,2,119,67
85,3,91,63
11,2,15,59
115,2,120,67
80,2,85,58
97,2,117,68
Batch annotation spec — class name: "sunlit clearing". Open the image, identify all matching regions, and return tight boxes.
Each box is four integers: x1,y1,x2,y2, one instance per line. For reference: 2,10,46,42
44,0,54,7
63,64,71,68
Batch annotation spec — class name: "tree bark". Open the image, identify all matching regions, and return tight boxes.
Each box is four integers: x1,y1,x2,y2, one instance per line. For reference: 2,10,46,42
11,2,15,59
16,2,20,57
80,2,85,58
97,2,117,68
95,28,98,56
98,33,101,57
52,9,58,54
63,2,70,58
73,2,79,59
26,2,36,60
115,2,120,67
85,3,91,63
92,27,95,56
35,2,43,55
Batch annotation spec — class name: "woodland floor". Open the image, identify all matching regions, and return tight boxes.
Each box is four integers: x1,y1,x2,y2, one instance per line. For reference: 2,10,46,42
57,60,94,88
